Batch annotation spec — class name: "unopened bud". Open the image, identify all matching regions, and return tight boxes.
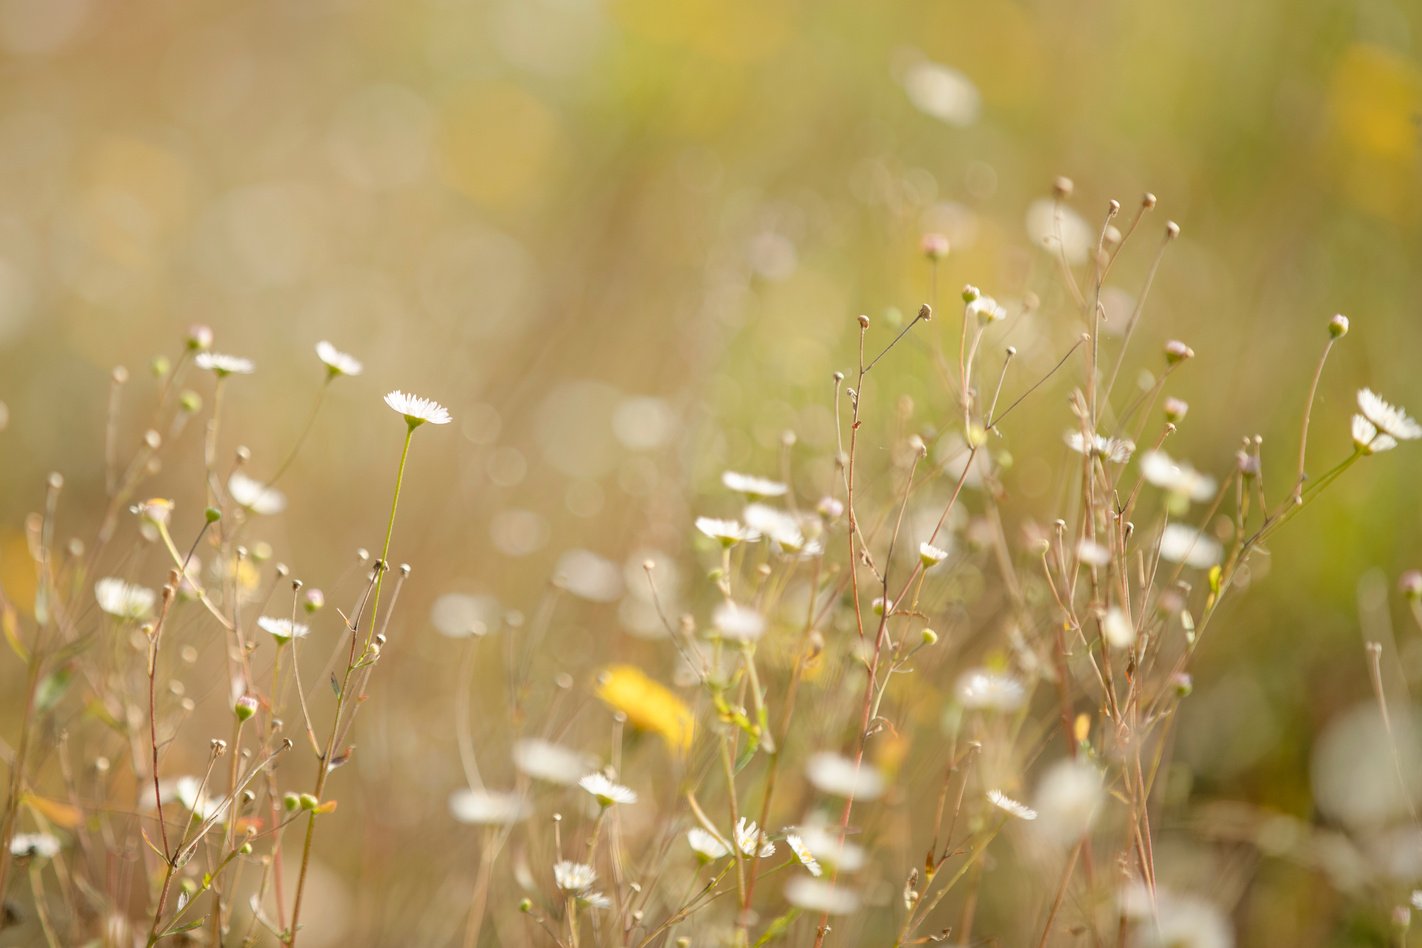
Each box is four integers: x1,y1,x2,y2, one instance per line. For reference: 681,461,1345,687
234,695,258,722
1328,313,1349,339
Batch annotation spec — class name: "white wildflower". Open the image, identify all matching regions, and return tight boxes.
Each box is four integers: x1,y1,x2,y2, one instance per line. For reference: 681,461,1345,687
579,773,637,807
1033,759,1103,844
227,472,286,515
806,752,885,801
1102,606,1136,649
1141,451,1216,504
1026,198,1094,266
513,739,594,786
579,891,612,909
956,669,1027,712
735,818,776,858
256,616,309,644
722,471,788,498
711,601,766,643
794,825,867,872
784,876,862,915
785,834,823,877
195,352,254,376
449,788,530,825
431,592,501,638
688,828,732,862
1358,388,1422,441
1121,884,1234,948
919,541,949,568
1158,524,1222,569
986,789,1038,821
744,504,820,555
95,578,156,621
9,832,60,860
553,860,597,892
901,59,980,127
694,516,759,547
1065,431,1135,463
315,340,363,377
966,294,1007,323
1353,415,1397,454
1076,539,1110,567
384,390,452,427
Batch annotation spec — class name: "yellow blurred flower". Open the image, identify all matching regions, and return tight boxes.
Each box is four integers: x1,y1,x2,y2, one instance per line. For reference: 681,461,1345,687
596,664,695,753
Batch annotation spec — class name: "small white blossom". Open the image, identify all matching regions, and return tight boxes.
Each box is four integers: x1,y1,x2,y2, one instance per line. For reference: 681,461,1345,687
384,390,452,427
919,541,949,568
722,471,788,498
806,752,885,801
695,516,759,546
173,776,227,823
579,891,612,909
514,739,595,786
1353,414,1398,454
449,788,529,825
735,818,776,858
1102,606,1136,649
579,773,637,807
1121,884,1234,948
431,592,501,638
966,294,1007,323
793,825,866,872
785,834,823,877
315,340,363,377
986,789,1038,821
256,616,309,644
956,669,1027,712
195,352,254,376
1141,451,1216,504
1066,431,1135,463
228,472,286,515
1158,524,1222,569
1033,759,1103,844
744,504,820,555
712,601,766,643
553,860,597,892
784,876,861,915
9,832,60,860
1358,389,1422,441
687,828,731,862
1076,539,1110,567
95,578,156,621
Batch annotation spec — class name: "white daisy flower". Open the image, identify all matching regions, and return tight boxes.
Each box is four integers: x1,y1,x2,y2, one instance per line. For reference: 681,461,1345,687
95,578,156,621
194,352,254,376
384,390,452,427
722,471,788,498
919,541,949,568
316,340,363,377
793,825,867,872
1102,606,1136,649
513,739,595,786
784,876,862,915
711,601,766,643
986,789,1038,821
1026,198,1094,265
1033,758,1103,845
744,504,818,555
448,788,530,825
687,827,731,862
9,832,60,859
579,773,637,807
227,472,286,515
901,59,980,127
1358,388,1422,441
694,516,759,547
1353,415,1397,454
256,616,309,644
578,891,612,909
1158,524,1222,569
1065,431,1135,463
1141,451,1216,504
173,776,227,823
966,294,1007,323
785,834,822,877
553,860,597,892
735,818,776,858
806,752,885,801
956,669,1027,712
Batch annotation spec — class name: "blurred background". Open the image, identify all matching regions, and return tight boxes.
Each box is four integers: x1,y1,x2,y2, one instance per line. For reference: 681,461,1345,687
0,0,1421,943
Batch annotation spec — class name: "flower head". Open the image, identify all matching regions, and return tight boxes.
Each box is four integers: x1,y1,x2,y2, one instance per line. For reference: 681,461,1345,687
785,834,823,876
596,664,695,753
95,578,156,621
694,516,759,547
919,541,949,568
9,832,60,860
956,669,1027,712
735,818,776,857
806,752,885,801
711,601,766,643
1353,415,1397,454
784,876,861,915
721,470,788,498
1158,524,1222,569
256,616,309,644
966,294,1007,323
449,788,530,825
228,472,286,515
579,772,637,807
316,340,363,378
384,390,452,427
553,861,597,892
1066,431,1135,464
986,789,1038,821
1358,389,1421,441
513,738,595,786
195,352,254,377
1141,451,1216,505
687,828,731,862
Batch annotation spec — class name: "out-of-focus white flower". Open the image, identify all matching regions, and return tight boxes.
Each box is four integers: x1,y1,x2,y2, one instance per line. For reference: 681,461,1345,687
228,472,286,515
1033,759,1103,844
711,601,766,643
784,876,862,915
901,59,980,127
785,834,823,877
695,516,759,547
1066,431,1135,463
956,669,1027,712
1026,199,1094,266
1102,606,1136,649
554,861,597,892
256,616,309,644
316,340,363,377
1076,539,1110,567
513,738,594,786
579,773,637,807
722,471,788,498
1141,451,1216,504
919,541,949,568
1120,884,1234,948
431,592,501,638
965,294,1007,323
195,352,254,376
95,578,156,620
986,789,1038,821
555,549,624,603
794,825,867,872
1358,389,1422,441
1353,415,1397,454
1158,524,1222,569
817,497,845,519
578,891,611,909
806,752,885,801
9,832,60,859
449,788,529,825
173,776,227,823
744,504,821,555
735,818,776,858
384,390,452,427
687,828,731,862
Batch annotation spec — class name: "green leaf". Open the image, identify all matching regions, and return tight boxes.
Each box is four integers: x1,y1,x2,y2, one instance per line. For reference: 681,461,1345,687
159,917,208,938
754,909,799,945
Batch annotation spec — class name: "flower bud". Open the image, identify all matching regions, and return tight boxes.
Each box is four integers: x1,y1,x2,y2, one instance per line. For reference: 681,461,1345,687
1328,314,1349,339
234,695,258,722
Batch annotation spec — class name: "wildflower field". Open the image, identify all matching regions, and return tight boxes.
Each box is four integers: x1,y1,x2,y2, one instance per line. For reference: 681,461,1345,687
2,2,1422,946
